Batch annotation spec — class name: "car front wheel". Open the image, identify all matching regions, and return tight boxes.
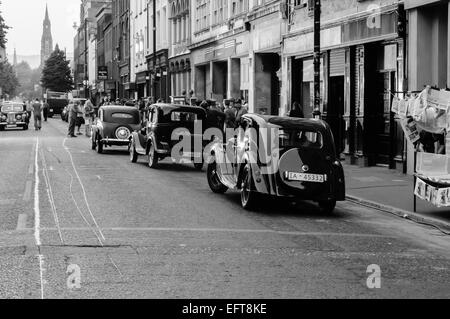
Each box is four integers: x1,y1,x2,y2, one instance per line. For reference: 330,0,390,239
130,142,138,163
207,161,228,194
148,143,158,168
241,164,258,210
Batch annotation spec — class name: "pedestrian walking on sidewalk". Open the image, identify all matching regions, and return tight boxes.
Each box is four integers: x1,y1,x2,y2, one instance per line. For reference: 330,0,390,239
32,99,43,131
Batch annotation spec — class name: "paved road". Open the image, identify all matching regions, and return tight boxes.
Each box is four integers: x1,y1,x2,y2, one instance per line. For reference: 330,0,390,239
0,118,449,299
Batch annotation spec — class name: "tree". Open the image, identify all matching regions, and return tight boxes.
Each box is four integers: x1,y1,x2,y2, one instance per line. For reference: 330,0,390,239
0,1,9,49
41,45,74,92
0,60,19,97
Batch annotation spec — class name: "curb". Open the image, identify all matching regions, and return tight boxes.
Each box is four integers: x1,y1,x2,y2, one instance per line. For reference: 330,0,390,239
346,195,450,233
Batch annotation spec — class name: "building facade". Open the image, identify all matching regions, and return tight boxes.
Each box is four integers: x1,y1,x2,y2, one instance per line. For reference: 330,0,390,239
41,5,53,68
189,0,252,103
146,0,170,102
283,0,406,170
169,0,191,99
130,0,150,100
112,0,131,99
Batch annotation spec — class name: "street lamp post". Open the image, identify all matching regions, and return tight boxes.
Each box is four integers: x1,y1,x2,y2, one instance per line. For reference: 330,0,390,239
313,0,321,119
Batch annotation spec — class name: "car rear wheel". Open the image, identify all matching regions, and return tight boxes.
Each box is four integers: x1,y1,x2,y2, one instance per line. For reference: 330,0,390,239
148,143,158,168
319,200,336,214
97,136,103,154
241,164,258,210
0,126,4,131
23,125,28,131
130,143,138,163
207,161,228,194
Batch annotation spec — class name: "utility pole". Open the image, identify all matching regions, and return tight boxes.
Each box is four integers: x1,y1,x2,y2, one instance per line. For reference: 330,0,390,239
153,0,157,101
84,18,89,99
313,0,321,119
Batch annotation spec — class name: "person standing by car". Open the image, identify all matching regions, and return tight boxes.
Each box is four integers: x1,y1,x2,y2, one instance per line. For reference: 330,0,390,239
84,99,95,137
224,99,237,130
43,100,49,122
67,101,78,138
235,99,247,126
32,99,43,131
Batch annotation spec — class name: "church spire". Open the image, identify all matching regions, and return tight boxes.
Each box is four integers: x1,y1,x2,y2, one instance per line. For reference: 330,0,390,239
45,4,49,21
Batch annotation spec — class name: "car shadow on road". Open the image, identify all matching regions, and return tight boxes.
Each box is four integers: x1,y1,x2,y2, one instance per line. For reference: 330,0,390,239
222,192,348,220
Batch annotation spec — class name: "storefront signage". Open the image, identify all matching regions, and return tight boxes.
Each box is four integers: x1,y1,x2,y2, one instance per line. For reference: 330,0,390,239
98,66,108,80
284,26,341,56
136,72,148,84
205,41,236,61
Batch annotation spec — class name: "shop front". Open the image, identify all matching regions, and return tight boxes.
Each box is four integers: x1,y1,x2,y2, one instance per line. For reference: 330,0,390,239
190,33,249,103
169,55,191,97
135,71,148,99
284,4,406,169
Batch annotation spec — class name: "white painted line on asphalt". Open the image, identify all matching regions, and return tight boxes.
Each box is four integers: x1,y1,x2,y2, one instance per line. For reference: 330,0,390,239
34,137,41,246
38,254,45,299
23,180,32,202
41,147,64,245
34,138,45,299
16,214,28,231
63,138,106,242
40,227,394,239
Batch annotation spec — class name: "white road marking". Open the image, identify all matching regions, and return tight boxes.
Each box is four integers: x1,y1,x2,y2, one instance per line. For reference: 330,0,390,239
23,180,32,202
16,214,28,231
34,138,41,246
38,255,45,299
41,147,64,244
63,138,106,242
34,137,45,299
96,175,102,181
40,227,393,238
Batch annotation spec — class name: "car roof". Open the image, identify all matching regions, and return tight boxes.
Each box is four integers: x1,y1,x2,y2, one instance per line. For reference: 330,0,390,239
245,114,331,132
152,103,206,113
100,105,139,113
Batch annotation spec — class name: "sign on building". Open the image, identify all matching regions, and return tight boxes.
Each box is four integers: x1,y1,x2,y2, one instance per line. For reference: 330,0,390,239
98,66,108,80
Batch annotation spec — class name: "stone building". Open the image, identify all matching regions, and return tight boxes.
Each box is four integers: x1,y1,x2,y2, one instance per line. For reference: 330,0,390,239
283,0,407,170
169,0,192,98
189,0,251,103
146,0,170,102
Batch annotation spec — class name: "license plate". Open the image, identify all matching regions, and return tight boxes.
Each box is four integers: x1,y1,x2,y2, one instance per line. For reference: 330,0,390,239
286,172,325,183
7,124,17,128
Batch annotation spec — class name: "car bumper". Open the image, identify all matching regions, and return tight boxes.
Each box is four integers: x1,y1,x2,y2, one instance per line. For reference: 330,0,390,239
0,122,27,127
100,138,130,146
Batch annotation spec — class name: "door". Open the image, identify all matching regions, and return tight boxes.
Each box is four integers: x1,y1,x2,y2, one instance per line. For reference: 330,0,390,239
327,76,345,156
375,72,395,166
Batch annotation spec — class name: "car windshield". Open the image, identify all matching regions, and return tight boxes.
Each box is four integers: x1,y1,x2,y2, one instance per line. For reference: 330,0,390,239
1,105,24,113
279,129,323,149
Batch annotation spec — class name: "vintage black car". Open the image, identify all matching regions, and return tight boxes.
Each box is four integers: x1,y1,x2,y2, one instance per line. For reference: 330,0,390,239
206,114,346,213
129,103,207,170
0,102,29,131
91,105,141,154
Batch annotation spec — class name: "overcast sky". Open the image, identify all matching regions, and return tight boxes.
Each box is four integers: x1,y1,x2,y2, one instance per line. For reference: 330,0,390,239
2,0,80,56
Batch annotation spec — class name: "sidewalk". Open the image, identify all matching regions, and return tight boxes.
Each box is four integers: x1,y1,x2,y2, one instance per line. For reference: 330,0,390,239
343,163,450,231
